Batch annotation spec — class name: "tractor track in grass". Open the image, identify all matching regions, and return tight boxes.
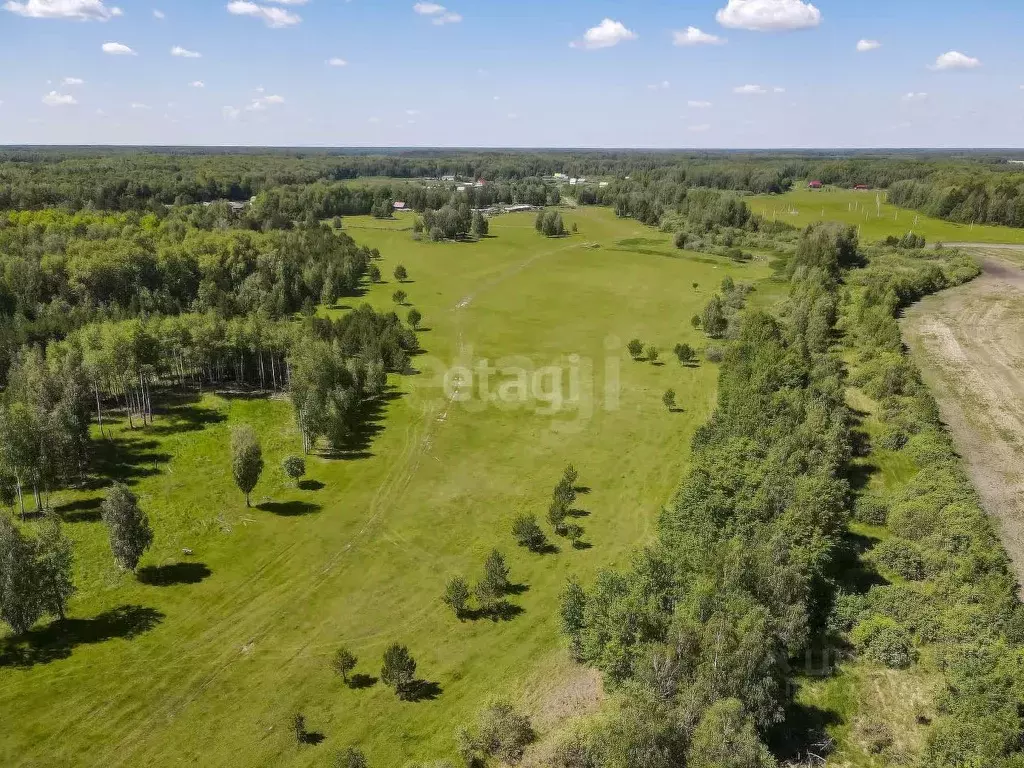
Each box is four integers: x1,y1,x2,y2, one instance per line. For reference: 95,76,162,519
902,250,1024,594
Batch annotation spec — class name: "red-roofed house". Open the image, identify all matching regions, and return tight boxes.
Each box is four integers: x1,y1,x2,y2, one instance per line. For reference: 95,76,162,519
393,201,407,210
808,180,823,189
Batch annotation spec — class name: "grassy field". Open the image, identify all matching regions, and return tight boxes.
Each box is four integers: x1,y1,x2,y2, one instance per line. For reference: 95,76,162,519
748,187,1024,245
0,207,778,767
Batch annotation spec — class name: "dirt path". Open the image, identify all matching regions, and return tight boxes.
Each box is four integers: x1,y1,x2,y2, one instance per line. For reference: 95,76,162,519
901,250,1024,591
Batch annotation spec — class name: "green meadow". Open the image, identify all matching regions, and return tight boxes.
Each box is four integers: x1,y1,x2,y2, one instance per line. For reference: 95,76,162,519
0,207,777,766
748,187,1024,245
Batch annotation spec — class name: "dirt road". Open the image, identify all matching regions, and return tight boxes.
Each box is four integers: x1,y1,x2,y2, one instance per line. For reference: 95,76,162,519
902,249,1024,590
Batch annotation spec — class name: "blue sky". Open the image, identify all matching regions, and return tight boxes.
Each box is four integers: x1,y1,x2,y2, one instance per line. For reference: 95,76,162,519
0,0,1022,147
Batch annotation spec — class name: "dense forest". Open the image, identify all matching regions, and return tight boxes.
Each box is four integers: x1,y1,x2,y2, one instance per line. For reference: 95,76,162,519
3,148,1024,228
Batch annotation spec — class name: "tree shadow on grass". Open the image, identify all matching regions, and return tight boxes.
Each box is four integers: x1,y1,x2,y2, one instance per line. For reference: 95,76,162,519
847,461,878,493
505,582,530,596
299,730,326,746
320,389,404,461
0,605,164,669
298,479,325,491
137,562,212,586
86,437,171,489
406,679,443,701
464,601,525,623
531,542,561,555
54,497,102,523
768,698,841,765
830,530,887,595
572,540,593,551
256,501,321,517
147,395,227,436
348,673,377,690
566,508,590,519
574,486,591,495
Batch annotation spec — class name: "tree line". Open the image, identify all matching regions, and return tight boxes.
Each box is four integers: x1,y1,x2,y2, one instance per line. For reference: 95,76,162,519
553,223,859,765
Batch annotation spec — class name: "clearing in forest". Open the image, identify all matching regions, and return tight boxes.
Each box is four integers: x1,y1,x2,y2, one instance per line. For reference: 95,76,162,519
748,188,1024,245
0,207,776,766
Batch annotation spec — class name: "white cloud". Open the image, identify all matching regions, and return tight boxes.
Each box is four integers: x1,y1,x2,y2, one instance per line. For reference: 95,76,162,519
131,102,151,109
327,57,347,66
570,18,637,50
856,39,881,52
716,0,821,31
647,80,671,90
734,84,768,95
930,51,981,71
412,2,460,24
4,0,122,21
773,86,786,93
190,80,205,88
689,124,711,132
688,100,713,108
405,108,420,115
222,106,240,119
61,76,84,86
42,90,76,106
673,26,725,46
152,8,164,18
246,93,284,111
226,1,300,27
171,46,201,58
102,42,135,55
368,116,380,123
902,91,928,101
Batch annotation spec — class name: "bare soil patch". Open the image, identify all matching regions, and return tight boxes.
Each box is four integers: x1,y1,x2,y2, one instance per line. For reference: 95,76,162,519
902,250,1024,593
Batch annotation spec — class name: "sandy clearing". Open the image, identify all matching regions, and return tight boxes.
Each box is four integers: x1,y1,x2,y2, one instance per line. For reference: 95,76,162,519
902,250,1024,593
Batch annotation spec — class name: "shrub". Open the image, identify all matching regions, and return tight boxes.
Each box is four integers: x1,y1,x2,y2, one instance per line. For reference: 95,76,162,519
511,514,546,552
705,345,725,363
853,493,889,526
851,616,916,669
457,702,534,765
871,538,926,580
827,590,866,634
876,425,909,451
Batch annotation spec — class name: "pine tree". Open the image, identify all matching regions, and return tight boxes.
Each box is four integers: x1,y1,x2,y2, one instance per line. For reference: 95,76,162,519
332,646,357,682
483,549,510,595
443,575,470,618
381,643,417,699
